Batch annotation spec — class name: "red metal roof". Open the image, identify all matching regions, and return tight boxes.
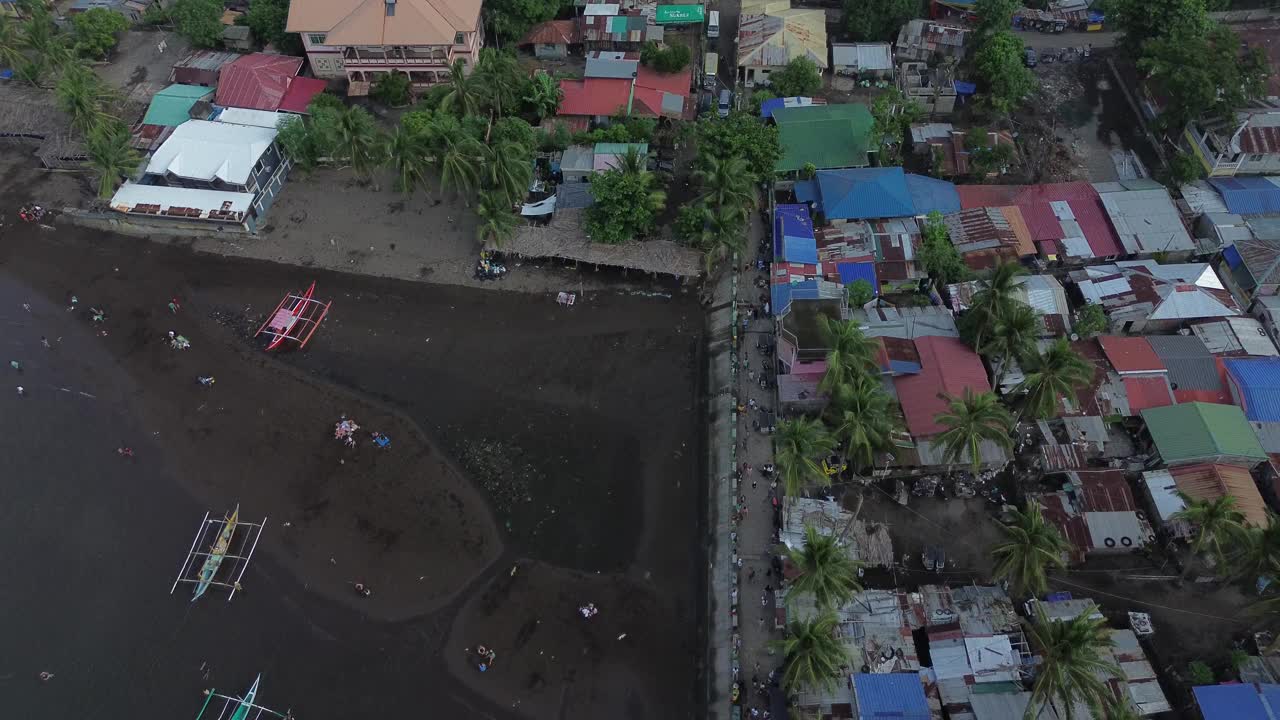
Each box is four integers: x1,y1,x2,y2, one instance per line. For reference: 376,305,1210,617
1074,469,1137,512
894,336,990,437
519,19,580,46
278,76,327,114
1098,336,1164,373
1122,375,1175,413
1239,124,1280,155
216,53,305,112
556,66,690,119
956,182,1121,258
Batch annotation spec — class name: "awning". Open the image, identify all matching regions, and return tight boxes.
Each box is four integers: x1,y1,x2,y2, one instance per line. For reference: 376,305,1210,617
521,196,557,216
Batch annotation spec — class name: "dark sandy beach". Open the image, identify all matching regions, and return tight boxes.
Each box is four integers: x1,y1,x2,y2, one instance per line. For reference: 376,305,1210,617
0,152,704,719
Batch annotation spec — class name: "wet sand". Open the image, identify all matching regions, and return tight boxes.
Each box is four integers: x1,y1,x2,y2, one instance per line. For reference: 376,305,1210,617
0,152,704,718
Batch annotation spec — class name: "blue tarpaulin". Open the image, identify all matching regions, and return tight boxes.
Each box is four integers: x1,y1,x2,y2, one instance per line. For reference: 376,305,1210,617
774,204,818,264
953,81,976,95
1193,684,1270,720
771,279,818,317
836,261,878,294
794,179,820,204
1225,243,1244,269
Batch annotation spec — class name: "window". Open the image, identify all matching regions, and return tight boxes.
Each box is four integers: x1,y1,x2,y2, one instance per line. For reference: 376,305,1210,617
1249,154,1265,162
454,32,465,45
308,34,327,45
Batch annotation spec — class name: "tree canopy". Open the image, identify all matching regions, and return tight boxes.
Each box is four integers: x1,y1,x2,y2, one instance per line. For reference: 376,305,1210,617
485,0,565,43
695,112,780,184
170,0,225,48
870,88,922,165
991,502,1069,596
70,7,127,59
640,40,692,73
585,158,666,244
246,0,302,53
843,0,921,42
1138,22,1269,130
918,210,966,289
974,31,1037,115
974,0,1018,38
768,57,822,97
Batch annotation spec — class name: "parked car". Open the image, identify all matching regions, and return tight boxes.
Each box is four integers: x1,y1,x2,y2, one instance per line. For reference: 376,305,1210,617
1024,48,1038,67
718,88,732,118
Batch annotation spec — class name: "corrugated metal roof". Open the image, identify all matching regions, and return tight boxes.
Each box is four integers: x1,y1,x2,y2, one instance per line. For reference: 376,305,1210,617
1192,317,1280,357
905,173,961,214
831,42,893,70
1146,335,1222,391
1098,336,1164,373
895,336,990,437
1141,469,1186,521
142,85,213,127
1226,357,1280,421
1122,375,1174,412
1142,402,1268,464
957,182,1121,258
1171,463,1270,528
110,182,253,218
815,168,916,220
172,50,240,73
774,103,874,172
966,635,1017,682
1098,188,1195,254
1194,683,1271,720
1210,177,1280,215
852,673,930,720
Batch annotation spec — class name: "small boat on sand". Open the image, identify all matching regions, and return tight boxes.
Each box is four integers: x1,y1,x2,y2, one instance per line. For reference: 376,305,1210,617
193,505,239,602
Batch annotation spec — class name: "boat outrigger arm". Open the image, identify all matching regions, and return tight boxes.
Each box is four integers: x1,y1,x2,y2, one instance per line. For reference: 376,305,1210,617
194,674,294,720
171,508,268,603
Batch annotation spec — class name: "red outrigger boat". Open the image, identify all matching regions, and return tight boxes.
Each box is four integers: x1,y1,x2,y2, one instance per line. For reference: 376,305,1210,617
254,282,331,351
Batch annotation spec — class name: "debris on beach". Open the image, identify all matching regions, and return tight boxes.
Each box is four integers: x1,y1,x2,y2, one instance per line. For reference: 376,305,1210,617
370,431,391,448
579,603,599,619
167,332,191,350
9,360,20,372
335,416,360,447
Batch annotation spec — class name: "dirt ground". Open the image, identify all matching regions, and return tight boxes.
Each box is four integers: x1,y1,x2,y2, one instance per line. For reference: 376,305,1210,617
94,29,194,104
0,149,704,719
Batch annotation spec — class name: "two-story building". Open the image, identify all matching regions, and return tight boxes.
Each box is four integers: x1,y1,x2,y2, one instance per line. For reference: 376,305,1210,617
286,0,483,92
1182,108,1280,178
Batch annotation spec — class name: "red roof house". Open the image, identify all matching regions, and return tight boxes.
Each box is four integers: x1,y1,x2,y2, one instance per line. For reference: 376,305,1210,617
895,336,991,437
1097,336,1164,374
956,182,1121,262
558,65,692,122
216,53,327,113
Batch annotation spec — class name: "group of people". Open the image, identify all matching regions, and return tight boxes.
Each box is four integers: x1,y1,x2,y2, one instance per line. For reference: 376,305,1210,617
18,205,45,223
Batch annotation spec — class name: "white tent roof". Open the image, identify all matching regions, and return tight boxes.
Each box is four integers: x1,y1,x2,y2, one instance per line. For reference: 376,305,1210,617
147,120,278,185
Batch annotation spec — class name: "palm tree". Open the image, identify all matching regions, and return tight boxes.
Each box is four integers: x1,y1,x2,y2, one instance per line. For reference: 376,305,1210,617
439,59,482,117
440,136,485,200
695,154,755,215
335,106,386,181
963,261,1028,349
776,417,836,497
1015,339,1093,419
1025,609,1121,720
697,203,746,274
1233,513,1280,580
483,141,534,204
56,64,115,134
86,120,140,199
614,145,648,176
991,502,1069,597
474,48,524,117
475,190,519,247
786,525,862,610
818,316,879,394
0,15,23,70
385,124,431,193
980,302,1040,389
933,389,1014,475
829,374,896,472
1103,698,1143,720
1173,494,1247,579
523,70,562,119
771,610,850,693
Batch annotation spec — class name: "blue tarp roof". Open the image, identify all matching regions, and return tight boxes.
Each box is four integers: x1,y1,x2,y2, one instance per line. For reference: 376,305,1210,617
953,81,976,95
774,204,818,264
1225,243,1244,269
837,261,877,293
854,673,930,720
1225,358,1280,422
1210,177,1280,215
1194,684,1271,720
815,168,915,220
771,279,818,317
760,96,819,118
905,173,961,214
794,179,820,204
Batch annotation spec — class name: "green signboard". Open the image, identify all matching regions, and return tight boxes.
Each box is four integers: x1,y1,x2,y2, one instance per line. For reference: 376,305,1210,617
655,4,705,24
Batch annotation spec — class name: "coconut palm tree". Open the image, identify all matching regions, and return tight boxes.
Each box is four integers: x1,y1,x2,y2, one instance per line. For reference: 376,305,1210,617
334,106,385,181
474,48,524,117
980,302,1040,389
483,141,534,205
963,261,1028,349
439,59,482,117
0,15,23,70
818,316,880,394
613,145,648,176
1173,494,1247,579
1102,698,1143,720
440,136,485,199
86,120,140,199
1015,339,1093,419
475,190,519,248
56,63,113,134
695,154,755,215
933,389,1014,475
523,70,562,119
1025,609,1121,720
385,124,432,194
772,610,850,693
1233,513,1280,580
829,374,896,472
776,417,836,497
991,502,1069,597
697,203,746,274
786,525,863,610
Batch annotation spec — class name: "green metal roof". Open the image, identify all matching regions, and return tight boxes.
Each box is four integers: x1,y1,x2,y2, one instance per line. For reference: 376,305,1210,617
142,84,213,127
772,103,874,172
593,142,648,155
655,4,705,23
1141,402,1267,464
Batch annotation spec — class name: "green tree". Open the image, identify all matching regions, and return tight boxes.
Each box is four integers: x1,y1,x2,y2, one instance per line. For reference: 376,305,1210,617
695,112,781,183
476,190,519,247
674,202,706,243
585,158,665,244
974,0,1018,38
768,57,822,97
1025,609,1121,719
439,59,482,117
843,0,922,42
385,123,431,193
772,611,851,693
0,15,22,70
847,279,874,308
1074,303,1107,338
1232,514,1280,581
245,0,302,53
818,316,879,394
1167,151,1207,186
933,389,1014,475
776,417,836,497
974,31,1037,115
1014,339,1092,419
991,502,1069,597
640,40,692,73
1172,494,1247,579
918,210,966,290
483,141,534,205
696,203,746,274
484,0,564,43
475,48,526,117
55,63,113,134
141,2,168,25
786,525,863,610
961,260,1028,349
523,71,562,120
492,116,537,153
440,136,486,199
71,7,127,59
695,153,755,215
169,0,225,48
334,105,386,180
372,71,412,106
1107,0,1209,54
870,88,922,165
1139,22,1269,131
980,302,1040,389
86,120,140,199
829,374,897,472
1187,660,1215,685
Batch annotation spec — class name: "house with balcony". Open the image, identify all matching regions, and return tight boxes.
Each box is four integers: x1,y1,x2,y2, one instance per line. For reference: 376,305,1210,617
1182,108,1280,178
286,0,483,93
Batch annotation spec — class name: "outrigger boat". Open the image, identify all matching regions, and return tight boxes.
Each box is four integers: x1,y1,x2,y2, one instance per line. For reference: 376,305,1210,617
195,674,293,720
193,505,239,601
254,281,332,351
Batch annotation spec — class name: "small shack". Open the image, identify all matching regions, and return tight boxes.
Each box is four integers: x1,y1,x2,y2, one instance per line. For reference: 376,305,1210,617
830,43,892,78
223,25,253,52
171,50,241,87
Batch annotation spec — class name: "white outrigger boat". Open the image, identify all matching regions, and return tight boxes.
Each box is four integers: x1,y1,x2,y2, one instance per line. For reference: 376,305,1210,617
171,505,267,602
194,674,293,720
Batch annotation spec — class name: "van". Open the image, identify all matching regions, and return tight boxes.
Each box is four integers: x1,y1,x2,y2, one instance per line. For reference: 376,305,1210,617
704,51,718,89
717,89,731,118
707,10,720,39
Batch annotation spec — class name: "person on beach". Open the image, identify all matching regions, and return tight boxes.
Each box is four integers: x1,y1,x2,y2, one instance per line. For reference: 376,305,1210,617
16,386,24,397
198,376,216,386
117,447,134,457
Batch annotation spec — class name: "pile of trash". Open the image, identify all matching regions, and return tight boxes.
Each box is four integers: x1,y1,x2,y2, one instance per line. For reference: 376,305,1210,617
167,331,191,350
334,416,360,447
474,251,508,281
